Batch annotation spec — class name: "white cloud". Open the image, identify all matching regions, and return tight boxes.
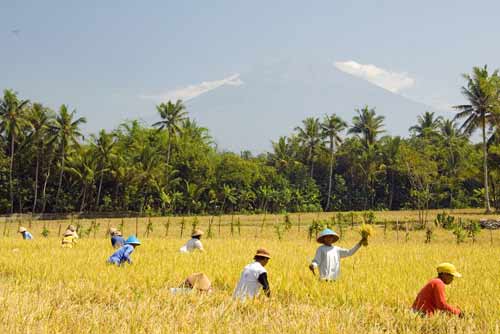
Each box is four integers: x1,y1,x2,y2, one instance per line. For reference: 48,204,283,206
140,74,243,102
334,60,415,93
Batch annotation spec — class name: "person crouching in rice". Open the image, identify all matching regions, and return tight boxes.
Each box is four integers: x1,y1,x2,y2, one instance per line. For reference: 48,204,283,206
66,224,79,239
109,228,125,248
309,228,366,281
18,227,33,240
107,236,141,266
171,273,213,294
61,229,78,248
233,248,271,300
180,229,204,253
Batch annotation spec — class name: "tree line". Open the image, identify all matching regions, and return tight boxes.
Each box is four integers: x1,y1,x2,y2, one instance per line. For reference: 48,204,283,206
1,65,500,215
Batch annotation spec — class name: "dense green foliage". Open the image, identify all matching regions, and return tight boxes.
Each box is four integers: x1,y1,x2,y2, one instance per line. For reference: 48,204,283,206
2,66,500,215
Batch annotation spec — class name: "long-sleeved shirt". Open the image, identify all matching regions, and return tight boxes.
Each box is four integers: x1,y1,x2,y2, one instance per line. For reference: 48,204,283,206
62,235,77,248
233,261,269,300
180,238,203,253
22,231,33,240
111,235,125,248
107,244,134,265
311,242,361,280
412,278,461,316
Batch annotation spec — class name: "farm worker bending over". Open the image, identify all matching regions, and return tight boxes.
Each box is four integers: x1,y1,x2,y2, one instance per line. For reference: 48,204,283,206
233,248,271,300
61,229,78,248
309,228,365,281
180,229,204,253
107,236,141,266
67,225,79,239
109,228,125,248
412,263,463,317
18,227,33,240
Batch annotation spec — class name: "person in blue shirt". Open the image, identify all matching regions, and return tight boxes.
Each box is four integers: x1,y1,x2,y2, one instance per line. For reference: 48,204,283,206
18,227,33,240
107,235,141,266
109,228,125,248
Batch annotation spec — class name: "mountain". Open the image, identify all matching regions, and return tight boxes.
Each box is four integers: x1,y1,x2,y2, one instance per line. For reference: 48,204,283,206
185,58,435,153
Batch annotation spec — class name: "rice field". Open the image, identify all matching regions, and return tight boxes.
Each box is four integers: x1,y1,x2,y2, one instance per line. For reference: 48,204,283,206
1,211,500,333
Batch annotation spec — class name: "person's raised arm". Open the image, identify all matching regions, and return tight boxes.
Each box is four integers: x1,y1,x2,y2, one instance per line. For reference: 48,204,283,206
338,241,362,258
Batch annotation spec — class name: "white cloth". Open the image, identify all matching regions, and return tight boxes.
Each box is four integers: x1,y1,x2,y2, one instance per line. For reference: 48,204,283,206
311,243,361,281
233,261,267,300
180,238,203,253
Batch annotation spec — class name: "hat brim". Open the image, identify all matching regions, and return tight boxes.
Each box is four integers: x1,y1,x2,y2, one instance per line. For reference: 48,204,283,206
450,272,462,278
317,234,340,243
126,241,141,245
255,253,271,259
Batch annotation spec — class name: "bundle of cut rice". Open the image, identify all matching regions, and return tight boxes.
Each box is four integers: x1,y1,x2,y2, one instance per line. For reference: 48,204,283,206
358,224,374,246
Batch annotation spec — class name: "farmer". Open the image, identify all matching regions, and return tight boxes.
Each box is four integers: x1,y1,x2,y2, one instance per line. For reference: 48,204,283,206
309,228,365,281
110,228,125,248
183,273,212,292
233,248,271,300
61,229,78,248
107,235,141,266
412,263,463,317
66,224,79,239
180,229,204,253
18,227,33,240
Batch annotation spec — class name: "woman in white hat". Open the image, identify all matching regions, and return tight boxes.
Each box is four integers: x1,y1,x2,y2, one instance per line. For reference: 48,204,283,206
18,227,33,240
233,248,271,300
180,229,205,253
309,228,366,281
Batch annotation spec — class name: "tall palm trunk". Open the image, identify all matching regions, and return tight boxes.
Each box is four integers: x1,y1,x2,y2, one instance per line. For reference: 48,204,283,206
9,134,15,213
32,149,40,213
55,143,65,210
482,116,492,212
308,145,314,177
96,170,104,211
326,139,334,211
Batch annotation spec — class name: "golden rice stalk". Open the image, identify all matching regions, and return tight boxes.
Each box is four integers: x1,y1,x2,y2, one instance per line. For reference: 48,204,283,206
358,223,374,246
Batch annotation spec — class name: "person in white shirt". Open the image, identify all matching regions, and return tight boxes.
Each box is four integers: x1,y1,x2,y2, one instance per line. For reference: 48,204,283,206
180,229,205,253
309,228,366,281
233,248,271,300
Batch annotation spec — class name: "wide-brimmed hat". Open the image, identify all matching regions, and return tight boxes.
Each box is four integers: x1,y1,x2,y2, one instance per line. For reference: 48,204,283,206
316,228,340,243
437,263,462,277
185,273,211,291
255,248,271,259
191,229,203,237
109,227,117,235
125,235,141,245
18,226,27,233
67,225,76,232
63,230,74,237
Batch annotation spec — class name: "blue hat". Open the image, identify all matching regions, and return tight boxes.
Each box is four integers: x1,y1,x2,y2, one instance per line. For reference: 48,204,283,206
125,235,141,245
317,228,339,243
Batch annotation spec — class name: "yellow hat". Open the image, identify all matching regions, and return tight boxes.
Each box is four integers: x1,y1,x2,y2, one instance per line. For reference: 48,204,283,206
18,226,27,233
437,263,462,277
191,229,203,237
185,273,211,291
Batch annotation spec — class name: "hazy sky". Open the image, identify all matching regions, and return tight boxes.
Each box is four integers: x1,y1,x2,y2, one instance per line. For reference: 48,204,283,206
2,0,500,142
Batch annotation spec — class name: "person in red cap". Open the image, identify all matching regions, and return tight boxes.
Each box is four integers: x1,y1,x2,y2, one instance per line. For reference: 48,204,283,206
412,263,463,317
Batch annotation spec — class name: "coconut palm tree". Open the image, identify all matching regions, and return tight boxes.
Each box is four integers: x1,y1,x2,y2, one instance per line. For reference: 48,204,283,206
409,111,443,138
295,117,322,177
348,106,385,147
321,114,347,211
152,100,188,168
0,89,30,213
454,65,500,212
91,130,116,210
50,105,87,210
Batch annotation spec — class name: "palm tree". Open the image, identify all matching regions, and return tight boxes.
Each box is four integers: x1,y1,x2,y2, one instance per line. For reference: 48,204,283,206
454,65,500,212
348,106,385,147
295,117,322,177
0,89,30,213
409,111,443,138
321,114,347,211
152,100,188,168
91,130,116,210
50,105,87,210
26,103,53,213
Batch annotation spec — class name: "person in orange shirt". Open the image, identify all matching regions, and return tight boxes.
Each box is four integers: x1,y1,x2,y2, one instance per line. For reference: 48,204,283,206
412,263,463,317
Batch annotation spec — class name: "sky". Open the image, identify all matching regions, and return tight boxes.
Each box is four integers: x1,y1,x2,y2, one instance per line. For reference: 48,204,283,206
1,0,500,148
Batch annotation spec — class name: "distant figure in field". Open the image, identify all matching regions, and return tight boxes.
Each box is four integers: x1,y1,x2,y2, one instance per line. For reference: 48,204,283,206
180,229,204,253
171,273,213,294
18,227,33,240
66,225,79,239
412,263,463,317
233,248,271,300
61,229,78,248
107,236,141,266
309,228,366,281
109,228,125,248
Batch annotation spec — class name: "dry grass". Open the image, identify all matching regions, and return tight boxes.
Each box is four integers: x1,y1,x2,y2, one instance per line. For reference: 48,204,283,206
1,213,500,333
